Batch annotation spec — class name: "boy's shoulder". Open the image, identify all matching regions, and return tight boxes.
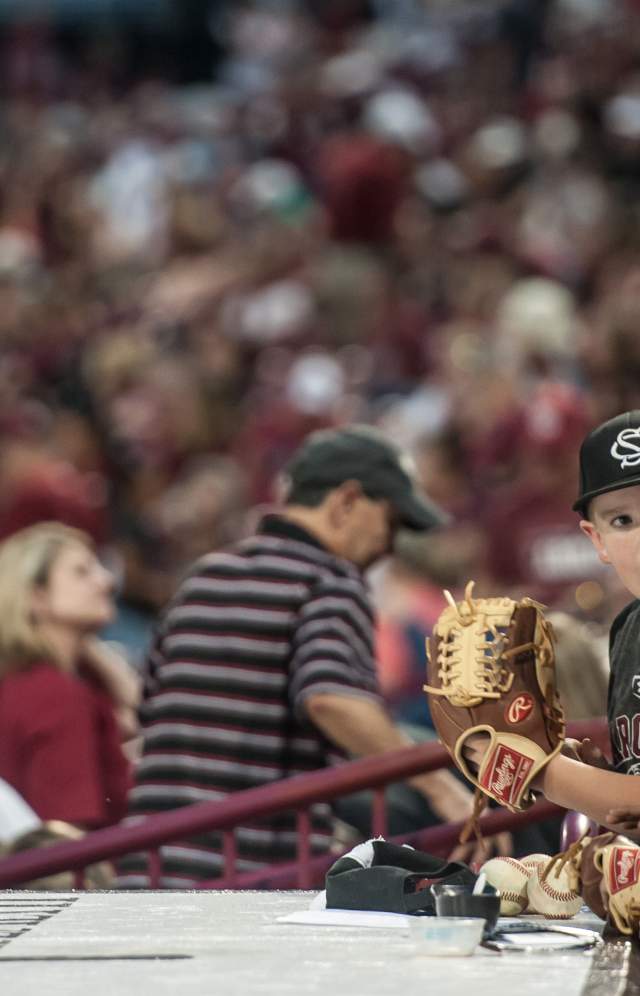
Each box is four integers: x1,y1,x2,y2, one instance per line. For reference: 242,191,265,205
609,598,640,653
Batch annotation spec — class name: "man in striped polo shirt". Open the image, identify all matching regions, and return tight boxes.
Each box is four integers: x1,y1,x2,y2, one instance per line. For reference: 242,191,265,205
119,425,478,887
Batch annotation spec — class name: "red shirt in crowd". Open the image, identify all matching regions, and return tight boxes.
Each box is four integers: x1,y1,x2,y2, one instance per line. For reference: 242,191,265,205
0,661,131,827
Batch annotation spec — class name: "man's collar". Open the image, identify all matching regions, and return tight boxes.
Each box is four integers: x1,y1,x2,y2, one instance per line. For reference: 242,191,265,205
258,513,329,552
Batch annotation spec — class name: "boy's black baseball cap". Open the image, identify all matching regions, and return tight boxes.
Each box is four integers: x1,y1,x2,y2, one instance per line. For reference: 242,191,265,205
284,425,449,530
573,410,640,516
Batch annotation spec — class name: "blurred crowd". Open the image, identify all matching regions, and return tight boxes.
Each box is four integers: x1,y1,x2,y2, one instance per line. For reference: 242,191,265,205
0,0,636,719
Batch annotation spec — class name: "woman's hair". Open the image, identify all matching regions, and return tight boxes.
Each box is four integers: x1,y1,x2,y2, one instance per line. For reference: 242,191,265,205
0,522,93,677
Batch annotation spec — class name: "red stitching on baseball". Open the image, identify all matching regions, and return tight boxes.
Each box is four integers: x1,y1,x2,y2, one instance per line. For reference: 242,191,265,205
500,859,527,871
536,867,577,903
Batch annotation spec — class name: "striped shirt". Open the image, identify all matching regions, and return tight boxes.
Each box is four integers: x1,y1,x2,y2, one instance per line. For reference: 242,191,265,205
118,515,381,887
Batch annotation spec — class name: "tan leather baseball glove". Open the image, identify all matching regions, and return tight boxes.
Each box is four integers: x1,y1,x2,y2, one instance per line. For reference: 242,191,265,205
547,832,640,934
424,581,565,828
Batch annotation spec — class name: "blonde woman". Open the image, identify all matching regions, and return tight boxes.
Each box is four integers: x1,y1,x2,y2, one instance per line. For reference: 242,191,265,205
0,523,136,828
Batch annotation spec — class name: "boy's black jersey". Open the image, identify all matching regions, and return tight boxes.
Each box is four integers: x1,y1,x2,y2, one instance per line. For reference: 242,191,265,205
608,599,640,774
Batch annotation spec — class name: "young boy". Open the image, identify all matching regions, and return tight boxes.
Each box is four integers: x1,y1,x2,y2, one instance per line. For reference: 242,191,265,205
465,410,640,834
575,410,640,783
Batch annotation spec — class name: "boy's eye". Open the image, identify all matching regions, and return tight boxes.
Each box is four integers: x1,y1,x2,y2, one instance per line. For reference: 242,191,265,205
611,514,634,527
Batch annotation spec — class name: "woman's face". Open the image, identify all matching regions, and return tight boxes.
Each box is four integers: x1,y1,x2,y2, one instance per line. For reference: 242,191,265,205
33,541,115,633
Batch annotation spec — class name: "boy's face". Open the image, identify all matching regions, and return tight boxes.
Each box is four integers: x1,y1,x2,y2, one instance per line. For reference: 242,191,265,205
581,484,640,598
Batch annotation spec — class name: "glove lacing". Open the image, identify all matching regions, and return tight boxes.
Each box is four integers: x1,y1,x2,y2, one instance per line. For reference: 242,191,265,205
541,681,565,742
543,833,589,887
458,789,489,850
425,581,540,706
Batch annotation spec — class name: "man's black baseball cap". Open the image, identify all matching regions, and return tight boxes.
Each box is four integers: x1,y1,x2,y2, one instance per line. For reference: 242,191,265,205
573,410,640,516
284,425,448,530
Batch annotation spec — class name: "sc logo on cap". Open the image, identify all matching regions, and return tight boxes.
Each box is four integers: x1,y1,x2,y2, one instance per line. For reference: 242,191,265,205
632,676,640,700
611,428,640,468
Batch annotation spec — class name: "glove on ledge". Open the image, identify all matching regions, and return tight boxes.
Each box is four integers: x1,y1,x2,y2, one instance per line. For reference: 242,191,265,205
546,831,640,935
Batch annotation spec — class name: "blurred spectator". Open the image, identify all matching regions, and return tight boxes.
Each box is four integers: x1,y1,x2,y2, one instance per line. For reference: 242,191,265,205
0,820,115,890
481,382,605,608
548,611,610,721
374,530,471,731
0,523,136,828
0,777,40,845
118,425,487,887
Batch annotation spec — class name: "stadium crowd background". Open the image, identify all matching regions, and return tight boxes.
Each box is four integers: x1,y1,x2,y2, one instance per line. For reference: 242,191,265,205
0,0,635,726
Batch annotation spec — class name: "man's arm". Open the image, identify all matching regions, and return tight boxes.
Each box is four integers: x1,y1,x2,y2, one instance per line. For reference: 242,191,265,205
304,692,477,826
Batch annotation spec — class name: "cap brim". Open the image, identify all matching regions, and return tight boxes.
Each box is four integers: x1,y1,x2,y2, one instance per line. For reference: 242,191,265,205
395,491,450,530
573,475,640,514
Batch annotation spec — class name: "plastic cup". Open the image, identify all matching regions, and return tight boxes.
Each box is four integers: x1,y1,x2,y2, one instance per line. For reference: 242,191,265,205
407,915,485,957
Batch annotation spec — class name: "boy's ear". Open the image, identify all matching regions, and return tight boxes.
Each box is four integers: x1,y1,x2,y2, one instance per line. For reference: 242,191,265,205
579,519,611,565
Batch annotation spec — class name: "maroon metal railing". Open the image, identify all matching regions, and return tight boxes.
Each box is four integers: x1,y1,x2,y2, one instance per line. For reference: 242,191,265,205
203,797,565,890
0,718,608,890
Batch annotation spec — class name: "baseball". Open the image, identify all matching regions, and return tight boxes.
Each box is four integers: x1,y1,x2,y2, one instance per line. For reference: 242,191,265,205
520,853,552,912
521,852,552,875
526,860,583,919
479,856,529,915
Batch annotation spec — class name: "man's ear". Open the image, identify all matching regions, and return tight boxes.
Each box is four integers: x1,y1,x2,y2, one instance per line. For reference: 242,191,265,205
326,480,363,526
579,519,610,565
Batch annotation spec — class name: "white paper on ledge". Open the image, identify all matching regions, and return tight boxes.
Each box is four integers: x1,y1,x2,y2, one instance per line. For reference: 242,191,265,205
309,889,326,910
276,908,411,929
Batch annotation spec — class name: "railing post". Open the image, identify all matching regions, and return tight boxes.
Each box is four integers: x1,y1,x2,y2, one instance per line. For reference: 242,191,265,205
223,830,238,887
371,788,387,838
148,849,161,888
296,810,312,889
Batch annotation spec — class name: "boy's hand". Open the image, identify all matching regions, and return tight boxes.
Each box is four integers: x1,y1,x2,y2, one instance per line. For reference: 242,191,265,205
562,737,610,770
604,808,640,841
461,733,491,774
462,732,550,792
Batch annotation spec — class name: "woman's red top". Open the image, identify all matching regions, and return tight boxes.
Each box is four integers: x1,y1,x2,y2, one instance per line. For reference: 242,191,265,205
0,661,131,827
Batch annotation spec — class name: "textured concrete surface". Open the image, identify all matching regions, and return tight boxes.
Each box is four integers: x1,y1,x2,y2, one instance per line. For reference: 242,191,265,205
0,891,603,996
